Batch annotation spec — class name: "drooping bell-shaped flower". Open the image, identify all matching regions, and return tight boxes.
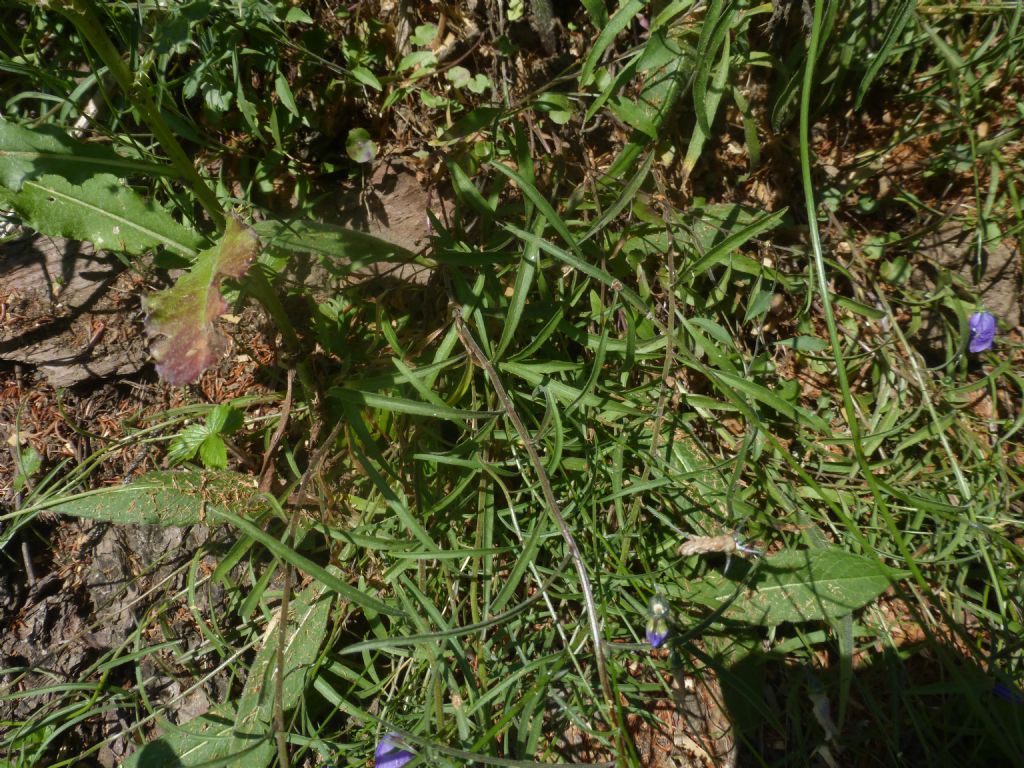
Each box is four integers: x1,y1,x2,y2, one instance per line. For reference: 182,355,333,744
968,311,996,353
375,732,414,768
645,593,671,649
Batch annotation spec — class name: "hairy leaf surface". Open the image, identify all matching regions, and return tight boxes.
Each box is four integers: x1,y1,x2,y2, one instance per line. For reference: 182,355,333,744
46,469,268,526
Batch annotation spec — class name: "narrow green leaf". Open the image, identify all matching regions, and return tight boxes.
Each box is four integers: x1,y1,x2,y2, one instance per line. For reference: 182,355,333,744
683,27,731,177
502,221,651,319
692,1,731,137
495,216,543,358
711,368,832,433
329,387,498,422
489,160,583,259
855,0,915,109
681,208,787,278
210,505,403,616
579,0,644,87
448,160,496,216
500,361,641,418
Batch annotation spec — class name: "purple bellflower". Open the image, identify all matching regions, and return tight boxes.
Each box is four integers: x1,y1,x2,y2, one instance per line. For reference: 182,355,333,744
993,681,1024,705
645,593,671,649
646,618,669,649
375,732,414,768
968,311,996,353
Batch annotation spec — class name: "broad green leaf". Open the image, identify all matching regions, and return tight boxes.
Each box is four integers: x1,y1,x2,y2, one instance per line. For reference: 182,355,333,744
167,423,210,466
199,434,228,469
228,580,333,758
775,335,830,353
13,445,42,492
0,119,178,190
284,6,314,23
144,217,258,385
45,470,269,526
535,92,574,125
0,174,203,257
581,0,608,26
46,469,402,616
274,72,300,117
689,548,896,625
607,96,657,137
440,106,504,141
411,23,438,46
121,702,274,768
350,65,382,91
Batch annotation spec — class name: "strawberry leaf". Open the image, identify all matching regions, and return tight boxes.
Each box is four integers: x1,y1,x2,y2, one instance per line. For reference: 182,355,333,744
143,217,258,385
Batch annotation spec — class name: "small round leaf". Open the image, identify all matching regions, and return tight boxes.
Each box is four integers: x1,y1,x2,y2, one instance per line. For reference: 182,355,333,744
346,128,377,164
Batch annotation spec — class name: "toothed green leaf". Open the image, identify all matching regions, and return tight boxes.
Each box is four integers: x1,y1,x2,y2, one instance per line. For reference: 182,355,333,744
0,173,203,257
0,119,177,190
143,217,258,385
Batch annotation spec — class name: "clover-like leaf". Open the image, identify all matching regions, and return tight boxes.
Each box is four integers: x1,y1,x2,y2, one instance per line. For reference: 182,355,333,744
143,217,258,385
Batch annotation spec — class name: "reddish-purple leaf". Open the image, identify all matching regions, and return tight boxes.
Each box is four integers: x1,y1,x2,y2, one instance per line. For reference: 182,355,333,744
143,217,258,385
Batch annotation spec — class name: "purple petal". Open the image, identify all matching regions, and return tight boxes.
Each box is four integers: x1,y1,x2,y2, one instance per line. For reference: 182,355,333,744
376,733,414,768
968,311,996,353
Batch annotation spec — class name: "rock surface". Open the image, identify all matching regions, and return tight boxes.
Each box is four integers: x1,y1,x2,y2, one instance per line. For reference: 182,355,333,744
0,233,149,386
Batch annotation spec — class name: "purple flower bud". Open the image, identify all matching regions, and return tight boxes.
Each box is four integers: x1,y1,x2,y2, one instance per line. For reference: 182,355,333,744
968,311,996,353
376,733,414,768
646,618,669,649
645,593,671,649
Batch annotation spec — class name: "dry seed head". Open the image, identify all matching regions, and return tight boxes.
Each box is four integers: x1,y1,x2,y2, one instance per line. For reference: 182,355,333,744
677,534,738,557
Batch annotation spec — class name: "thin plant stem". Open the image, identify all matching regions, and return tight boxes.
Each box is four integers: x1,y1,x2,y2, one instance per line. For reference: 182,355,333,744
453,311,620,749
799,0,929,590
